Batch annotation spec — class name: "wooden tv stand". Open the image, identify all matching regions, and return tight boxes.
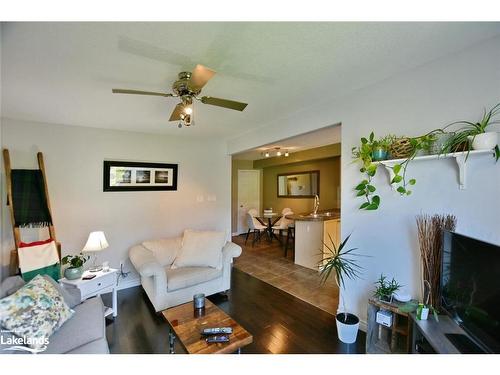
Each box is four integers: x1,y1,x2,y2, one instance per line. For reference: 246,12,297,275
410,312,483,353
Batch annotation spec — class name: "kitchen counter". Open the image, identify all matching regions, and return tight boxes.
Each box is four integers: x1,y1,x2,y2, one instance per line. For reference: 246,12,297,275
291,211,341,271
287,209,340,222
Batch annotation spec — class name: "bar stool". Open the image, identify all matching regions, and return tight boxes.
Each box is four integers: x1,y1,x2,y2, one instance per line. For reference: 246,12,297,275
284,224,295,259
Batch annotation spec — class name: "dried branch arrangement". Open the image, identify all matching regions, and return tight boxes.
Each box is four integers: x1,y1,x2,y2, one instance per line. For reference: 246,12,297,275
416,214,457,308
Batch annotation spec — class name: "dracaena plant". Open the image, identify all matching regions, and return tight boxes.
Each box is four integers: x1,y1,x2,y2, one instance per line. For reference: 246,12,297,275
320,234,365,322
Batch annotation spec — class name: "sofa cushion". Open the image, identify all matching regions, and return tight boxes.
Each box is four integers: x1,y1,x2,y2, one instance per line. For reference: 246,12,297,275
66,338,109,354
43,275,81,309
43,296,105,354
142,237,182,267
0,276,25,299
171,230,225,270
0,275,73,350
166,267,222,292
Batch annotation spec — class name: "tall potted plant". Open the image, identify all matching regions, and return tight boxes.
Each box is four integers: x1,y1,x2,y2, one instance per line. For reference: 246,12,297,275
320,234,364,344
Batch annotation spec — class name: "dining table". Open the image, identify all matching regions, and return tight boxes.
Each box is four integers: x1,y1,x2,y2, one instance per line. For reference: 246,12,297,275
255,212,282,243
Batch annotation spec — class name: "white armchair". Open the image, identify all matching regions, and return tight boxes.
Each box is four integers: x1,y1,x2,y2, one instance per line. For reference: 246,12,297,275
129,237,242,312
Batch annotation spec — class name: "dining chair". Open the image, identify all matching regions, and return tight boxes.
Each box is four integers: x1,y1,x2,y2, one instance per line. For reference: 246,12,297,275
272,208,294,241
245,208,267,246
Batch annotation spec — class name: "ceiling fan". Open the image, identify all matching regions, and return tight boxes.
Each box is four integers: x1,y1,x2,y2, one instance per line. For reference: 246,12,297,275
112,64,248,127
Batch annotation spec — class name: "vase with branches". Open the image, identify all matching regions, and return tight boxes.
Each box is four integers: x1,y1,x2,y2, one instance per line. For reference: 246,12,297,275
416,214,457,316
320,233,365,344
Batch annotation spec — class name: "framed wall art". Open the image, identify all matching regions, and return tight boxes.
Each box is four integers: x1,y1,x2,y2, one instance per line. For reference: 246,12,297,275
103,160,178,192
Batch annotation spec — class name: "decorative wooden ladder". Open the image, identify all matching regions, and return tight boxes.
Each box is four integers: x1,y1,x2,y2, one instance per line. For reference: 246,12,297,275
2,149,61,275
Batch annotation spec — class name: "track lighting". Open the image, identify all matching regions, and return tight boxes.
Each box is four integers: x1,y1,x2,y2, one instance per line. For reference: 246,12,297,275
261,147,290,158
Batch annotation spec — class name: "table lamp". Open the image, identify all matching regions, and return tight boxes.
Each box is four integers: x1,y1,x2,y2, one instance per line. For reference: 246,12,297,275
82,231,109,272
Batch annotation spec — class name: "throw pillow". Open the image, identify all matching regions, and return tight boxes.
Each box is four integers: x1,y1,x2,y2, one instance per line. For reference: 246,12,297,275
142,237,182,266
18,239,60,282
0,274,74,350
171,230,226,270
43,275,81,309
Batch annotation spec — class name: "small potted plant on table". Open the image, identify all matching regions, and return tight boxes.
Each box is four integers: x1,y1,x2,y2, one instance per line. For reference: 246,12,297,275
62,253,89,280
373,274,402,303
320,234,364,344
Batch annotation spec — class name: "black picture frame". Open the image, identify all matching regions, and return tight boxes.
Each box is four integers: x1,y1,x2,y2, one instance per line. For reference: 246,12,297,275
277,170,320,198
103,160,178,192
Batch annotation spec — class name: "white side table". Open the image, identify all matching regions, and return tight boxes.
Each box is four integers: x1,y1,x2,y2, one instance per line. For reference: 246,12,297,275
59,268,118,318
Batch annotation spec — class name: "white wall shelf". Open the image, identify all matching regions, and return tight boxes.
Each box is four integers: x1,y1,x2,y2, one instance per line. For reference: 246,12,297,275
377,149,495,190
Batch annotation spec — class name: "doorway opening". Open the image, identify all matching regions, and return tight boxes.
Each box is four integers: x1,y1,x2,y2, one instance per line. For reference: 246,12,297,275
230,124,341,315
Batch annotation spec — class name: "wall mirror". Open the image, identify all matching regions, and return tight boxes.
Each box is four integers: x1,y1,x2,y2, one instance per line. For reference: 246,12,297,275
277,171,320,198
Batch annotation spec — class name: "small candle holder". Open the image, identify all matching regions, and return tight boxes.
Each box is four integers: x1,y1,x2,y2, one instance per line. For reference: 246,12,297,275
193,293,205,309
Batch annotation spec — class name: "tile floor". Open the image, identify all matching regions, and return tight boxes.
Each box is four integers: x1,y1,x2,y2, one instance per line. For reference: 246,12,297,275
232,234,339,315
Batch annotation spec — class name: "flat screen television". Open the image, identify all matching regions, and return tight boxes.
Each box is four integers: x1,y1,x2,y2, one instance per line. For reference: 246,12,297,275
441,230,500,353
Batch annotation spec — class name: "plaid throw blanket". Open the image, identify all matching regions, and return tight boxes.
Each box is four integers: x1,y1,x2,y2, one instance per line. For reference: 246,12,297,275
11,169,53,227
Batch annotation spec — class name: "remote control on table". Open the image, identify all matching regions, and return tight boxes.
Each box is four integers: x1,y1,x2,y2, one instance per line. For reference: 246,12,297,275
201,327,233,335
206,335,230,343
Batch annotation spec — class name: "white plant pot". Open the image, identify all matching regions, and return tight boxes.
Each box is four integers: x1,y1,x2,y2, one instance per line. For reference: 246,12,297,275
470,132,498,150
336,313,360,344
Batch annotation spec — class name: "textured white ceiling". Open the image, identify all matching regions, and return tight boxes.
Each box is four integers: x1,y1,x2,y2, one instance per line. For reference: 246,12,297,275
2,22,500,138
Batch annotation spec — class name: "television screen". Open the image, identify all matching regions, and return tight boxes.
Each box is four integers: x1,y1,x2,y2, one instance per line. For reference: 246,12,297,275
441,230,500,353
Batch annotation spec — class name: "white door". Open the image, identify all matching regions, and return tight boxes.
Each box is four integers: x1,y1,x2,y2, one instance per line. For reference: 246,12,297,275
237,170,261,235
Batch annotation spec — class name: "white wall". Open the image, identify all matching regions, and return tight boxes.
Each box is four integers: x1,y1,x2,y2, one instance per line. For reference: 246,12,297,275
228,35,500,325
1,119,231,285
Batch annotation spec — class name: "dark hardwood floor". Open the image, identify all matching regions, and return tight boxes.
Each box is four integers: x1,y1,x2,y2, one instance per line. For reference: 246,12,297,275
102,268,365,354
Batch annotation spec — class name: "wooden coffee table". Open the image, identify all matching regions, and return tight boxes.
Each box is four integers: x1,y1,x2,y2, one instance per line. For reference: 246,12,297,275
162,298,253,354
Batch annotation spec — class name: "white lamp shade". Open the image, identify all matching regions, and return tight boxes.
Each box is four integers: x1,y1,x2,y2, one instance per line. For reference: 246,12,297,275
82,231,109,252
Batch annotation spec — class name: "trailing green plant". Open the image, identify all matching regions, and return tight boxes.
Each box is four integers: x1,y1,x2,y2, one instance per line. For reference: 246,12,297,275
351,132,386,210
441,102,500,161
320,234,365,321
352,130,443,210
62,253,89,269
373,274,402,302
388,131,442,196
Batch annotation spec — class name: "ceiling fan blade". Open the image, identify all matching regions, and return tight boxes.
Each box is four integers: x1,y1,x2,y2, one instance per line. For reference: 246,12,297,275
169,103,184,121
189,65,216,90
112,89,173,97
201,96,248,111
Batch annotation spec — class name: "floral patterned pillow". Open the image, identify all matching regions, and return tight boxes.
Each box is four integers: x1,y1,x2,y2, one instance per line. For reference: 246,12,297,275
0,274,74,350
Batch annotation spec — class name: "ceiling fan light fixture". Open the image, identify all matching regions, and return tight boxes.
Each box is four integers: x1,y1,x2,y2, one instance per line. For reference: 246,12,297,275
184,106,193,115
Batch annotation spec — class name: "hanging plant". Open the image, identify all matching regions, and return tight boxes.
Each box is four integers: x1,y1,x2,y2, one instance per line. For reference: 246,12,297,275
352,130,443,210
351,132,392,210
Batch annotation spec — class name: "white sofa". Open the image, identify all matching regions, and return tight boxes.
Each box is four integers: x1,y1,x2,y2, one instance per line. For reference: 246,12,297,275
129,236,242,312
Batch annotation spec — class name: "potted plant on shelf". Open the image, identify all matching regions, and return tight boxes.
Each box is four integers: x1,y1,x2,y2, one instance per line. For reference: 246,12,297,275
442,102,500,161
373,274,402,303
62,253,89,280
320,233,364,344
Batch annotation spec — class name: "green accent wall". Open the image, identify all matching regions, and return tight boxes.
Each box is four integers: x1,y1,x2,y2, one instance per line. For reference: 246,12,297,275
261,157,340,215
